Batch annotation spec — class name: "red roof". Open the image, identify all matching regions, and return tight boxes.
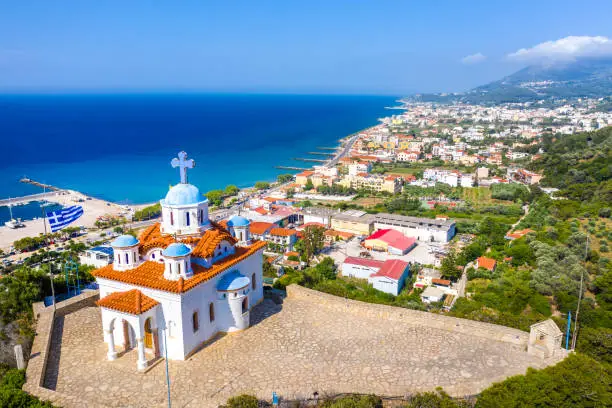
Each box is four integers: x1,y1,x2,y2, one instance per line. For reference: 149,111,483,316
365,229,416,251
343,256,384,269
371,259,409,281
249,221,275,235
298,222,326,231
477,256,497,271
432,278,451,286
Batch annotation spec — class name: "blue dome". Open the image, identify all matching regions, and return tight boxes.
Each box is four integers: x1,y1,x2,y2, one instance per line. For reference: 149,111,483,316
162,243,192,257
164,183,202,206
227,215,250,227
111,234,139,248
217,270,250,291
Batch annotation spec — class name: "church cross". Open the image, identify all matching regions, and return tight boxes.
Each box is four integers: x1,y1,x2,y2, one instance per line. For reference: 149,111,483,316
171,151,195,184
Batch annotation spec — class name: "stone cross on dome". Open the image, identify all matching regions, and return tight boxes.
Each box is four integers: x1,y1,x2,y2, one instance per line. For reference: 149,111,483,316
171,151,195,184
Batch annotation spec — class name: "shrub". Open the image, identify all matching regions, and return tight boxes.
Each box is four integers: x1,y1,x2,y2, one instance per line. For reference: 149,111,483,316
223,394,260,408
320,394,382,408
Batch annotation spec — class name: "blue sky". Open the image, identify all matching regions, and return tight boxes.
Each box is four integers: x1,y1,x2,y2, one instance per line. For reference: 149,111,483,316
1,0,611,94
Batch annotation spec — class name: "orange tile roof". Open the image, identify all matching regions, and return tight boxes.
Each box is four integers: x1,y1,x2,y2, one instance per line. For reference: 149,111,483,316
92,240,267,294
138,222,236,259
250,221,276,235
254,207,268,215
97,289,159,315
476,256,497,271
270,227,297,237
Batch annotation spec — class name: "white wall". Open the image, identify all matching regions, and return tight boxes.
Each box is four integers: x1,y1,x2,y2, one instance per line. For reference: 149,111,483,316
342,263,380,280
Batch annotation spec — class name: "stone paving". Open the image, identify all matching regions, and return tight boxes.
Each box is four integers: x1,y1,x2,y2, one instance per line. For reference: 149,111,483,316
47,297,554,408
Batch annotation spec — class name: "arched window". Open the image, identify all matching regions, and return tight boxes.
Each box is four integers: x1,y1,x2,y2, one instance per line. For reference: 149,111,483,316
116,254,120,264
252,273,256,290
177,262,182,274
125,253,129,264
242,297,248,313
192,311,199,332
186,212,190,226
170,211,174,226
209,303,215,322
199,209,203,224
151,253,155,259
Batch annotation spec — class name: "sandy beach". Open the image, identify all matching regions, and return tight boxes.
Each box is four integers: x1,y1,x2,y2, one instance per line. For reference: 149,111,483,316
0,190,136,251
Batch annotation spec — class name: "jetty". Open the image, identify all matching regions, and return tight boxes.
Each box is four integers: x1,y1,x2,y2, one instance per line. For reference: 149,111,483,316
316,147,338,151
20,178,62,192
275,166,310,171
293,158,326,163
307,152,335,156
0,192,65,207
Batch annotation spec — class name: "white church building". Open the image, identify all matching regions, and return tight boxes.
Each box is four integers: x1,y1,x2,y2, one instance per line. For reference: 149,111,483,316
92,151,266,370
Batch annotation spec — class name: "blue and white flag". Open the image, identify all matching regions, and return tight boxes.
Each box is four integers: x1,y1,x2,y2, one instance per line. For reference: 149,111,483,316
46,205,84,232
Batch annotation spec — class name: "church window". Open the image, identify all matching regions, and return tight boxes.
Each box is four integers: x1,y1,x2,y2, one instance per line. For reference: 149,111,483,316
170,212,174,226
177,262,182,274
242,297,248,314
125,253,129,264
199,209,203,224
186,212,190,226
169,263,172,273
252,273,256,290
116,254,120,264
192,311,199,332
151,253,155,259
209,303,215,322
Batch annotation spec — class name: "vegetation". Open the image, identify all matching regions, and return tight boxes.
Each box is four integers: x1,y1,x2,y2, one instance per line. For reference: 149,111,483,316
206,184,242,207
277,173,294,184
132,203,161,221
295,225,325,262
0,365,54,407
254,181,271,190
476,354,611,407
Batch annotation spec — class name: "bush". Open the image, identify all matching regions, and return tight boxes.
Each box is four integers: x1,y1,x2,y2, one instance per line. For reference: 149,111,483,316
320,394,382,408
475,354,611,408
0,368,54,407
223,394,260,408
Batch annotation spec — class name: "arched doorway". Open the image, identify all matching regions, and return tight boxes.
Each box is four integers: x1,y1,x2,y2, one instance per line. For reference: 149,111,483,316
144,318,153,349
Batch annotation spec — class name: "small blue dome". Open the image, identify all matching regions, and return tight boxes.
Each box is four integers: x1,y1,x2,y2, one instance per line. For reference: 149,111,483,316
111,234,139,248
227,215,250,227
217,270,250,291
163,183,203,206
162,243,192,258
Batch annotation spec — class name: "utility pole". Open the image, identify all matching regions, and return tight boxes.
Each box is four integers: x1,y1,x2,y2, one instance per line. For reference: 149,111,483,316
571,233,588,350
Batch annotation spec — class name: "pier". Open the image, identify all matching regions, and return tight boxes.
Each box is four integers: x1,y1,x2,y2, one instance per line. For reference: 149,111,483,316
307,152,335,156
20,178,62,192
316,147,338,151
293,158,326,163
275,166,310,171
0,191,65,207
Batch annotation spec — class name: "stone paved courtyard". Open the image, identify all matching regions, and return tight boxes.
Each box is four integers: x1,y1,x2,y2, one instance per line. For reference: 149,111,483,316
46,296,554,408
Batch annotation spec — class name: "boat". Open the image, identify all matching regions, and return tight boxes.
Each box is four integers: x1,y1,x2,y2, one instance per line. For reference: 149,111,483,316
4,204,25,229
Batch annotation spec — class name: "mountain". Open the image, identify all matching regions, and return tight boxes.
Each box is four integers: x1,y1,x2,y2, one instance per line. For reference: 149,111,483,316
419,58,612,104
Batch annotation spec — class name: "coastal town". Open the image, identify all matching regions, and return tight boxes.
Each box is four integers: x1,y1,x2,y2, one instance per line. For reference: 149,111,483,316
1,89,610,407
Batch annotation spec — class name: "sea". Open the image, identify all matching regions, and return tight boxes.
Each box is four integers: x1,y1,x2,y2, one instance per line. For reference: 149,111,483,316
0,93,396,223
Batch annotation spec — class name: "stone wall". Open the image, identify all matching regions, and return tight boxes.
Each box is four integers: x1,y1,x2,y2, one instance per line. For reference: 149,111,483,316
286,285,529,346
23,290,106,408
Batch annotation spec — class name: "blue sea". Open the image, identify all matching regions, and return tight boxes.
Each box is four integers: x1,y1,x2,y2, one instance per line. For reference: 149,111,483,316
0,93,395,219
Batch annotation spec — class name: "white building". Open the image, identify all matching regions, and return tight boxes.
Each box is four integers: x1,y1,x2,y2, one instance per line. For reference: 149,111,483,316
341,257,410,296
79,246,114,268
92,151,266,370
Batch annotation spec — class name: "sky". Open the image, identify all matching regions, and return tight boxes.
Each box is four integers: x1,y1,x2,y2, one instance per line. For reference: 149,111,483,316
1,0,612,94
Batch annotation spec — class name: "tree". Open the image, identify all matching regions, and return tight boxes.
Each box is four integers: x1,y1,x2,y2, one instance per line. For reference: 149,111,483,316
113,226,124,234
475,354,611,408
254,181,270,190
224,184,240,196
221,394,259,408
440,250,462,281
304,179,314,191
277,174,294,184
299,225,325,261
205,189,224,206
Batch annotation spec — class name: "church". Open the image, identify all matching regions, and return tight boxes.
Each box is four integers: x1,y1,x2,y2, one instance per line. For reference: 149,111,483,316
92,151,266,370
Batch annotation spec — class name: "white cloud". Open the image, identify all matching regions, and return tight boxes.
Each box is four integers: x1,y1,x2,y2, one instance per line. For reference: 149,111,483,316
461,52,486,65
507,36,612,62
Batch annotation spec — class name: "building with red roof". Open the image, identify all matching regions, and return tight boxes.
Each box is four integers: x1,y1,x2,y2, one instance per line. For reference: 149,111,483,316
476,256,497,272
363,229,417,255
341,257,410,296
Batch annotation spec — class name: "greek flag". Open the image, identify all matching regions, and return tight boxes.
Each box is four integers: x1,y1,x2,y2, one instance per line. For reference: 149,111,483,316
46,205,84,232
